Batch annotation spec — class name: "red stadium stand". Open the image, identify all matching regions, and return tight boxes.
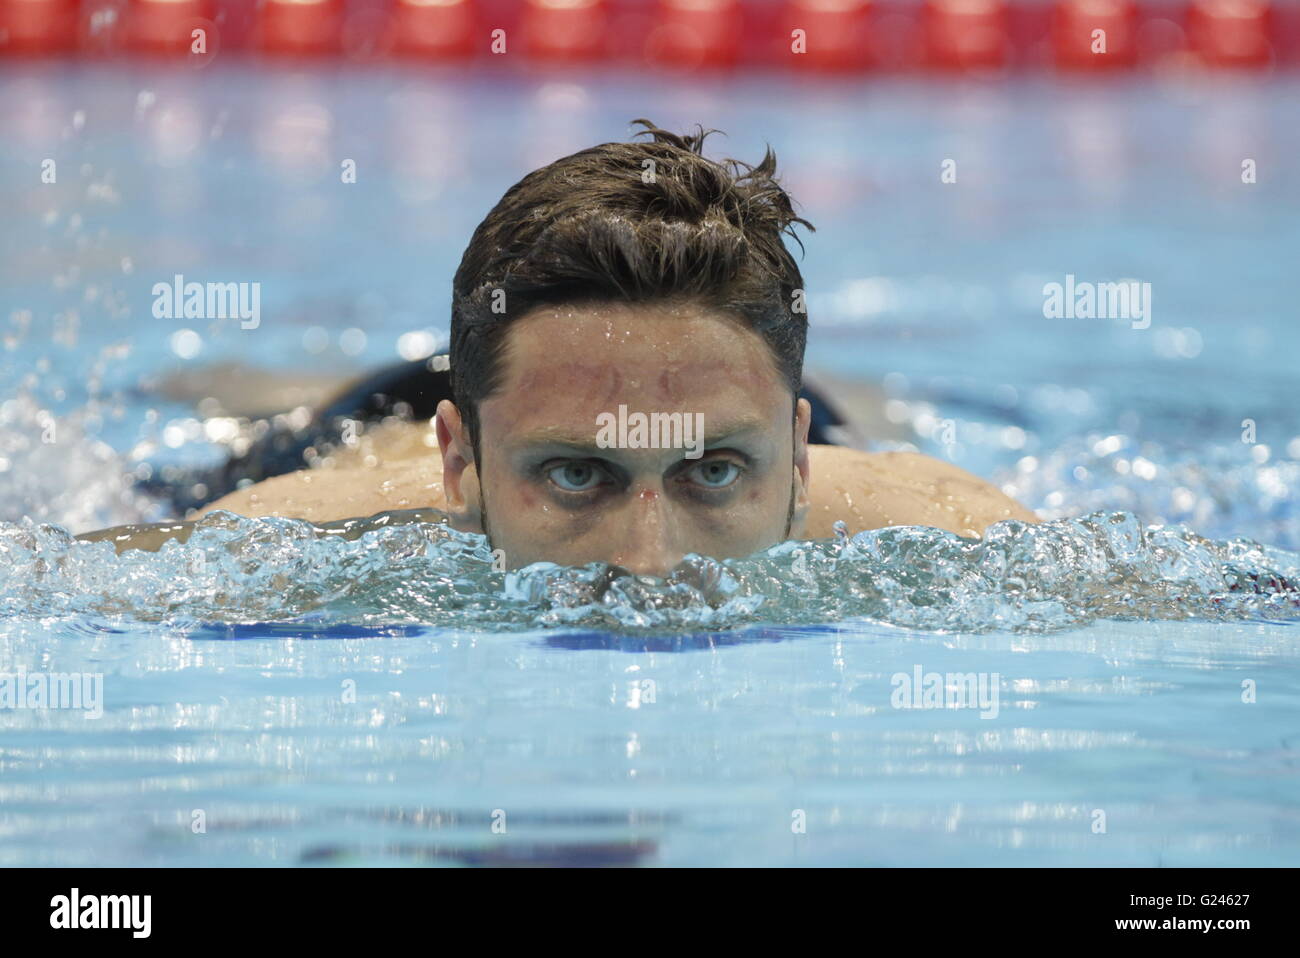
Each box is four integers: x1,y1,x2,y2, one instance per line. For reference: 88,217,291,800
0,0,1295,71
1052,0,1138,68
126,0,214,53
923,0,1009,69
257,0,344,54
645,0,742,69
0,0,79,53
781,0,876,72
1187,0,1272,66
520,0,608,60
390,0,477,57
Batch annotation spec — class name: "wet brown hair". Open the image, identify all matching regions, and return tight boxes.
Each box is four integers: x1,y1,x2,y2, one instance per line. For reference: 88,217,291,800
449,119,814,451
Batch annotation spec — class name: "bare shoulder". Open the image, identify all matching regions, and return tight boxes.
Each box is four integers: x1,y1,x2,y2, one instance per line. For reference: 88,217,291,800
197,420,446,523
198,457,447,523
804,445,1039,540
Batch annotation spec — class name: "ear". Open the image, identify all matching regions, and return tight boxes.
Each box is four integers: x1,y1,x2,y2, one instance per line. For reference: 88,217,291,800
788,396,813,538
434,399,483,533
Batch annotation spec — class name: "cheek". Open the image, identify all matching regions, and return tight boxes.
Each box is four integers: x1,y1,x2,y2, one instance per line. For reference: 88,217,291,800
487,467,539,511
514,482,539,509
748,464,791,505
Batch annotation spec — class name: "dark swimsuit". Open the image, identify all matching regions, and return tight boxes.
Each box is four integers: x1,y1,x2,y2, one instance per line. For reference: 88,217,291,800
149,355,848,515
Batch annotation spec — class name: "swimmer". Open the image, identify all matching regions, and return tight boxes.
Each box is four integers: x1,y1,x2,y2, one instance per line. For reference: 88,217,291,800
82,120,1039,575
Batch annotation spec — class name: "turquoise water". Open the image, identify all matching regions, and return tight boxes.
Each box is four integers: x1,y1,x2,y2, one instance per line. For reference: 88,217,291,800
1,64,1298,865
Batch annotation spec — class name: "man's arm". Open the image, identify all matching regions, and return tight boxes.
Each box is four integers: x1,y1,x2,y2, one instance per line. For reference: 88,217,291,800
195,454,448,524
801,446,1039,540
76,506,446,554
76,520,199,553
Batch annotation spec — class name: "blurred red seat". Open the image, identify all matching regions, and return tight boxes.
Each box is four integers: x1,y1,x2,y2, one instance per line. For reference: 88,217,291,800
258,0,344,55
521,0,609,61
0,0,78,54
1188,0,1272,67
924,0,1009,70
391,0,477,59
782,0,875,73
1052,0,1138,69
645,0,742,69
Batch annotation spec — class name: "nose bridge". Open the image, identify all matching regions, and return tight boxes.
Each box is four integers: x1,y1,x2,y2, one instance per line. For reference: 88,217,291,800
609,481,683,576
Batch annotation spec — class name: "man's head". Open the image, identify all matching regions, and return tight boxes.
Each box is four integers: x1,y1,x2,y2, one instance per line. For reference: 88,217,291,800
435,120,815,576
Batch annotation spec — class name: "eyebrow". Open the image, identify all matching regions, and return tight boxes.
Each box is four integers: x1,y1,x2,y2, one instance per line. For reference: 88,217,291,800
512,416,772,453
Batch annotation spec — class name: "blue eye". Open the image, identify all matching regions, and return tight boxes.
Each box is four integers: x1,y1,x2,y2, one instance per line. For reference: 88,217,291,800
548,462,605,492
689,460,741,488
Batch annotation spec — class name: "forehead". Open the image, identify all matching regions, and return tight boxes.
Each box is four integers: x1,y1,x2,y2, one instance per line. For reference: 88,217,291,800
483,301,790,421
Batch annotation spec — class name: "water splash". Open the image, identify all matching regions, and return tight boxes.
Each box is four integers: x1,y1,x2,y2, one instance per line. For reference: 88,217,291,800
0,304,162,532
1,509,1296,635
1000,433,1300,550
0,369,162,532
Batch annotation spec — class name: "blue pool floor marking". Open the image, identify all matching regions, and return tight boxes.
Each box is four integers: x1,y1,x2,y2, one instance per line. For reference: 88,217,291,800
184,621,429,641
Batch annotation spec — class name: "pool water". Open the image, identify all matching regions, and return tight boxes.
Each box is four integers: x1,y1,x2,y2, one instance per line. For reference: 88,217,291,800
1,63,1298,866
